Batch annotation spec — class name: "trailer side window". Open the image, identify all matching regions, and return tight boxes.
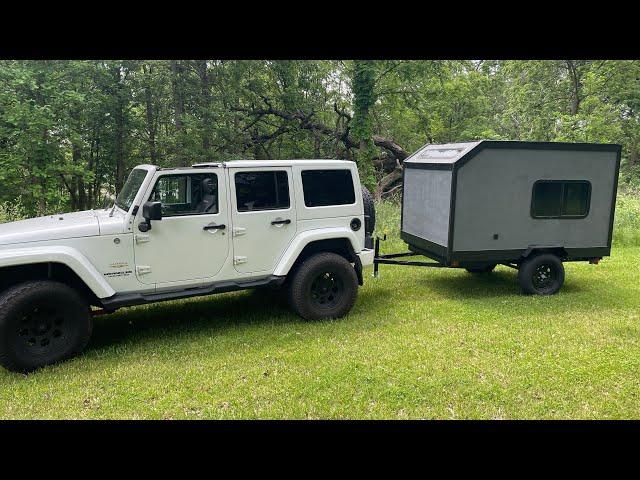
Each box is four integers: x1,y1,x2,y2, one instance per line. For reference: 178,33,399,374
301,169,356,207
531,180,591,218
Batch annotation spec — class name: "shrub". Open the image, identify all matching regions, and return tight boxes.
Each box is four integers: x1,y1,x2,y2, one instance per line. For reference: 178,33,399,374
613,190,640,246
0,201,26,224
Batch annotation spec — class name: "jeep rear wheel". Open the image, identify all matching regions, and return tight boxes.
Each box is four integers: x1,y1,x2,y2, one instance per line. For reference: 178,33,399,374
0,281,92,373
288,253,358,321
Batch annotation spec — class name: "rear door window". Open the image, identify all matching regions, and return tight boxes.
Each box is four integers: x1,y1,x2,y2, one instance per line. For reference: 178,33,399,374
234,171,290,212
301,169,356,207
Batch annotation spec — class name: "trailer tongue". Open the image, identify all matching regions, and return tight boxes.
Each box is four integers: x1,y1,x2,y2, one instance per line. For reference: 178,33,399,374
373,235,445,278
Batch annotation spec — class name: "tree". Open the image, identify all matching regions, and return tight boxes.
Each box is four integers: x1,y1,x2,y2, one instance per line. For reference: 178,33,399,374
0,59,637,217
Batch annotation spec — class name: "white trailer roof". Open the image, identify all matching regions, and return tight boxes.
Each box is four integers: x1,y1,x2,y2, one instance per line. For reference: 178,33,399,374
404,140,622,168
404,141,482,165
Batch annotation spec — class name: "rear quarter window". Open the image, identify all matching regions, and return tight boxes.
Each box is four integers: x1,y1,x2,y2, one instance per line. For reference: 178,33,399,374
301,169,356,207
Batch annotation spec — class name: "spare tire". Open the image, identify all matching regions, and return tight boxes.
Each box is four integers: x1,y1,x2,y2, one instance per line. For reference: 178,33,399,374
362,186,376,235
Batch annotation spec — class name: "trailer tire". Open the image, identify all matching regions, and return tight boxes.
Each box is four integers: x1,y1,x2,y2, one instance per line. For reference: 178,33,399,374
288,252,358,321
362,186,376,235
466,264,496,274
518,254,565,295
0,281,92,373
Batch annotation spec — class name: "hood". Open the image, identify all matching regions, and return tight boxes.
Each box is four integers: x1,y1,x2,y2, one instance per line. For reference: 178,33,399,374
0,210,100,246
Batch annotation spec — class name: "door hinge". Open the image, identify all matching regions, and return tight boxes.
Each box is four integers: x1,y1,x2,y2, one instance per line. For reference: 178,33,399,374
136,265,152,275
232,227,246,237
233,256,248,265
135,234,150,244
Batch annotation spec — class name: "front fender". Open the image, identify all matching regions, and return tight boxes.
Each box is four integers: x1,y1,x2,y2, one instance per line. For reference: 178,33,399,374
0,246,115,299
273,227,361,276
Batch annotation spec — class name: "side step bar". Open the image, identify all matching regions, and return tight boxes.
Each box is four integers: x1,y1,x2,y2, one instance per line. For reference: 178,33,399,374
101,275,286,310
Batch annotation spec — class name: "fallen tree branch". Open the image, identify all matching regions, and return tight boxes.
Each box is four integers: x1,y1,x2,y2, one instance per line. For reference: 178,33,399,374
234,98,411,196
233,101,409,162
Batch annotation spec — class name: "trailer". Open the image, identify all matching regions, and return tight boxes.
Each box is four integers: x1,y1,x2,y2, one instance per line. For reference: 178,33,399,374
374,140,621,295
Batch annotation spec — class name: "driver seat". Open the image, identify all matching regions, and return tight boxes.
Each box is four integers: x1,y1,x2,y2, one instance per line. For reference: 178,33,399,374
195,178,217,213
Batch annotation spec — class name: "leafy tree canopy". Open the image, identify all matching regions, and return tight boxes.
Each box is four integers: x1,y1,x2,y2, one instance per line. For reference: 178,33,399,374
0,59,637,216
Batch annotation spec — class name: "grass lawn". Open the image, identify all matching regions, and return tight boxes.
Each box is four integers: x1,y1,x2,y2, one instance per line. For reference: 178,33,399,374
1,204,640,419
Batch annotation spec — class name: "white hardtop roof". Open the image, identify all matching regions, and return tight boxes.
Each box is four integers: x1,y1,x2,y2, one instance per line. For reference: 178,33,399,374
222,159,353,168
404,141,482,165
184,159,354,169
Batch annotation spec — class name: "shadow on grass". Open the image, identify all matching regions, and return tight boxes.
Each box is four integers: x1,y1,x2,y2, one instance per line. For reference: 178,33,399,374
87,289,298,352
415,266,639,318
85,265,630,354
87,285,390,353
418,268,589,299
418,269,520,299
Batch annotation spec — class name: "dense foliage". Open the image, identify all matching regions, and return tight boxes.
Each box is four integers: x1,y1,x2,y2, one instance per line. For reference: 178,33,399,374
0,60,638,216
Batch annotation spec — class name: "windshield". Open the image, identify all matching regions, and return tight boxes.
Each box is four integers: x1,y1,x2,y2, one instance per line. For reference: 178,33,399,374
115,168,148,212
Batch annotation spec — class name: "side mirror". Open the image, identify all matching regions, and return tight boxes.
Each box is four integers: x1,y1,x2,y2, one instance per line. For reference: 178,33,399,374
143,201,163,221
138,201,162,232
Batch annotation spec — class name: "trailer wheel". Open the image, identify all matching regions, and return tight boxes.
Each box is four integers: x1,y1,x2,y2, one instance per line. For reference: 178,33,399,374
518,254,565,295
465,264,496,274
0,281,92,373
362,186,376,235
288,252,358,321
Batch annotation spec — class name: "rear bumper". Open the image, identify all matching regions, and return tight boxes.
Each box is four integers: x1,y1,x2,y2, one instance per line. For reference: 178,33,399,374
358,248,375,267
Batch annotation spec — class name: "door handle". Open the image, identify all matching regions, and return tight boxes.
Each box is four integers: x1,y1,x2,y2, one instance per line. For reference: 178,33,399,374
271,219,291,225
203,223,226,231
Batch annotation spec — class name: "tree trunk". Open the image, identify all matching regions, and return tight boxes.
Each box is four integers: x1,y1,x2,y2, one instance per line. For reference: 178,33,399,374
87,135,95,207
144,70,158,164
114,84,125,192
72,143,86,210
629,146,638,168
566,60,581,115
93,134,101,206
351,61,377,186
170,60,184,130
196,60,212,153
170,60,185,165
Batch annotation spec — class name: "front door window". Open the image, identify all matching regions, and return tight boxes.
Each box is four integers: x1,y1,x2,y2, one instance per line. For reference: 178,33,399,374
150,173,218,216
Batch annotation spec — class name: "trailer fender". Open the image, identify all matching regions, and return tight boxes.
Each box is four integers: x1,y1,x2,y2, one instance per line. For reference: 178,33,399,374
0,246,116,299
273,228,361,277
521,246,568,260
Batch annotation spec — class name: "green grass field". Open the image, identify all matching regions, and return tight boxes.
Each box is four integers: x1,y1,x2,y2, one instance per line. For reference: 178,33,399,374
1,201,640,419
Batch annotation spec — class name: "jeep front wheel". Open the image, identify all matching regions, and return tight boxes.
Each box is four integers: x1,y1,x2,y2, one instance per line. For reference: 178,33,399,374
0,281,92,373
288,253,359,321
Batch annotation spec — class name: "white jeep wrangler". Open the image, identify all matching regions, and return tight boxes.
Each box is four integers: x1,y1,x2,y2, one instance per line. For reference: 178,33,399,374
0,160,375,372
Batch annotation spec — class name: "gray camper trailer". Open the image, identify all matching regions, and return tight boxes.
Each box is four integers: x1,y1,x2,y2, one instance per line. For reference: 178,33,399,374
375,140,621,295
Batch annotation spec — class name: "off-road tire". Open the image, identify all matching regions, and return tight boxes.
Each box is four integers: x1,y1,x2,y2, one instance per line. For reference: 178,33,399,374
362,186,376,235
466,264,497,274
288,253,359,321
0,281,92,373
518,254,565,295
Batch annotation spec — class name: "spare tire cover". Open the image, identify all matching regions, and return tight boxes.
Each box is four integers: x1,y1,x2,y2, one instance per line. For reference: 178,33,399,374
361,186,376,235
